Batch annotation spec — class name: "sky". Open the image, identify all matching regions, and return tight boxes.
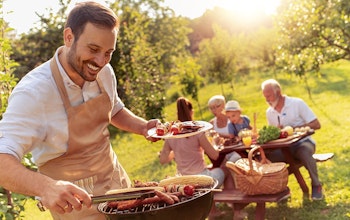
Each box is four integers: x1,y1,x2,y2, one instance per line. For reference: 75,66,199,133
3,0,280,36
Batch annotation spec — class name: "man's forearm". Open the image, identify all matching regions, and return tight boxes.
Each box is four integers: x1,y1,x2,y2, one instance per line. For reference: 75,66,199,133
111,108,148,136
0,154,53,197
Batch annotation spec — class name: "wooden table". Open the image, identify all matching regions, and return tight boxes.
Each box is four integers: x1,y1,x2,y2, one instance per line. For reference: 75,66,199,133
211,130,315,195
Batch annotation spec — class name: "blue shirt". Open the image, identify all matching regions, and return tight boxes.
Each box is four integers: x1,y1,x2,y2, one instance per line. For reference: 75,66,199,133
228,115,251,136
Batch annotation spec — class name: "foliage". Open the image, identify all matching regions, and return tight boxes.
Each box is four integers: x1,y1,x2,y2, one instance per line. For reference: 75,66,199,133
248,27,279,71
188,7,274,54
169,54,204,118
109,0,191,120
275,0,350,76
10,0,69,79
0,11,18,119
198,25,248,96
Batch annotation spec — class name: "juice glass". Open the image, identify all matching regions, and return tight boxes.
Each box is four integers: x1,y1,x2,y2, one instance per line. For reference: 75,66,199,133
241,129,252,147
242,135,252,147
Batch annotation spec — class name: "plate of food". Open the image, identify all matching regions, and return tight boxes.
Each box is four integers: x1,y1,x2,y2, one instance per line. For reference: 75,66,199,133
148,120,213,139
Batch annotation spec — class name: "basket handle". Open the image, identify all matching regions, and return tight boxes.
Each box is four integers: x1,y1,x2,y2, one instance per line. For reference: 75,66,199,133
247,146,268,171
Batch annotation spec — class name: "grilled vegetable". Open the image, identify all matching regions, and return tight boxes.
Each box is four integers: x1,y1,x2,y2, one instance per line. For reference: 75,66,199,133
159,175,214,188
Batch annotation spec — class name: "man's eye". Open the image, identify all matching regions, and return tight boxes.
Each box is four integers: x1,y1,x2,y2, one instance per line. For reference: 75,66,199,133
90,48,98,53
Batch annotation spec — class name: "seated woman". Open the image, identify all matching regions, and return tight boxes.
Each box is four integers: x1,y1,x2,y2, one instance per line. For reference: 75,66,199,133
158,97,240,188
208,95,231,139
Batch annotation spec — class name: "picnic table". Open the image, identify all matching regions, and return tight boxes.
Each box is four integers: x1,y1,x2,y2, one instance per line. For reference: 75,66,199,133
211,130,316,194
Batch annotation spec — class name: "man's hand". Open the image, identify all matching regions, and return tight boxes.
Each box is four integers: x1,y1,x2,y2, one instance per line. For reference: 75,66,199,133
145,119,161,142
39,180,92,214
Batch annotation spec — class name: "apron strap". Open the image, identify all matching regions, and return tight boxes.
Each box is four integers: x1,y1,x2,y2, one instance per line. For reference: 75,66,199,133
50,57,71,110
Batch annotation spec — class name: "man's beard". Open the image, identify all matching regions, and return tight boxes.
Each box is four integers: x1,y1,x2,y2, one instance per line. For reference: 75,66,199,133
269,95,280,108
66,44,93,82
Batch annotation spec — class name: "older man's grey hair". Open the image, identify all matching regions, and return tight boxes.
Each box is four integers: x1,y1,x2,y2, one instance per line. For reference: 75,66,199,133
261,79,281,93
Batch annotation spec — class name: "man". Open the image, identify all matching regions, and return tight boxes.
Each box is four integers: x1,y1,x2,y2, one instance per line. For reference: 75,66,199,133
261,79,323,200
0,2,158,219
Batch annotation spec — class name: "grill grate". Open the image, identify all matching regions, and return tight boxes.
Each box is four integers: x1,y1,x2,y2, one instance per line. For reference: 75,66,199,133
98,190,207,215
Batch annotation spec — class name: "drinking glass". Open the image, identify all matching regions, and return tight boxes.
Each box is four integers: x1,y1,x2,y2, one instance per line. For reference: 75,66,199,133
241,129,252,147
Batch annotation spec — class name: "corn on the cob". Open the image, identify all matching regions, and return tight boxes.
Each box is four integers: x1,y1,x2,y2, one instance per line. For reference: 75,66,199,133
159,175,214,187
105,186,164,195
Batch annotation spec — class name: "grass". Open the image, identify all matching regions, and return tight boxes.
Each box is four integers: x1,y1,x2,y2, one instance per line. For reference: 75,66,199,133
21,60,350,219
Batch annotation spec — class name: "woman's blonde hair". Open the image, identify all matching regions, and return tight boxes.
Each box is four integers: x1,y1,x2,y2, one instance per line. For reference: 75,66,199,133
208,95,225,107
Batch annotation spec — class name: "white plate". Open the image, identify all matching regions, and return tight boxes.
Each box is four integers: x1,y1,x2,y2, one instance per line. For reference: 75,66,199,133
147,121,213,139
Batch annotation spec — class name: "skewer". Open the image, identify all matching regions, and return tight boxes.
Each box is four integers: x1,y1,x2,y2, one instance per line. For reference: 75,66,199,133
195,188,222,192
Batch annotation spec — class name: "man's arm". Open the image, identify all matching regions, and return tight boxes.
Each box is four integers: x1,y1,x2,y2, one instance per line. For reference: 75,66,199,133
0,154,92,214
305,118,321,130
111,107,159,139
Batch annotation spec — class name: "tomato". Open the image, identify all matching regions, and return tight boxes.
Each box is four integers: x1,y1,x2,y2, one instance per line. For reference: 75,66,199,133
183,185,195,196
279,131,288,138
170,125,180,135
156,128,165,136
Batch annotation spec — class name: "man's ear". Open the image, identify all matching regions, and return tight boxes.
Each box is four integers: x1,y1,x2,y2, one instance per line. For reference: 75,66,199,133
63,28,74,47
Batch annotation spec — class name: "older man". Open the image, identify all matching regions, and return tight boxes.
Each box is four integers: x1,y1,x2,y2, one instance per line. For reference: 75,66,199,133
261,79,323,200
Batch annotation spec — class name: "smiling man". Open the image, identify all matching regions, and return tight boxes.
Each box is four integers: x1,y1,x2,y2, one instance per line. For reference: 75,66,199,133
0,2,159,219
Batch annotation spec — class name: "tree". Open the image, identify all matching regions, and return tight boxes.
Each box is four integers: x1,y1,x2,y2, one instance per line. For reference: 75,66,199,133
11,0,69,79
275,0,350,77
170,55,203,119
109,0,191,120
0,3,18,119
198,24,246,96
188,6,274,54
248,27,278,71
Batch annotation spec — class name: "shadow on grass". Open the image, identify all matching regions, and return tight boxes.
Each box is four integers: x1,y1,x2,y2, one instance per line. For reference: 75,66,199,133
211,196,348,220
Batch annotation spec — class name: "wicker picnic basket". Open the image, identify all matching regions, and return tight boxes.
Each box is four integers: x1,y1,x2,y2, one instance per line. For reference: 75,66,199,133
226,145,288,195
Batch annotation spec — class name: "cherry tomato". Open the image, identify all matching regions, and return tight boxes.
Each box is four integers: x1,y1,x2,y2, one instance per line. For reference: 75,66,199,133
279,131,288,138
170,125,180,135
156,128,165,136
183,185,195,196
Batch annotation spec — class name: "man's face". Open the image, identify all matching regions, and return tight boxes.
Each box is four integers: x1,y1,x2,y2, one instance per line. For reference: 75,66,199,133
66,23,117,82
263,85,279,108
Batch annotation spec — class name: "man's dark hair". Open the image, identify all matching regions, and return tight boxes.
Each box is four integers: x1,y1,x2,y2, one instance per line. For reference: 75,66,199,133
65,1,119,41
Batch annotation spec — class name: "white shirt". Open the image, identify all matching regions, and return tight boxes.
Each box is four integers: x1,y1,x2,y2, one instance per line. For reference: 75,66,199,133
213,117,230,137
266,95,317,143
0,48,124,166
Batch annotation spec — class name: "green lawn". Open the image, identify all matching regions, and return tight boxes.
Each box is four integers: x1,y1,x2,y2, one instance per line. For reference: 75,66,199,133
21,60,350,219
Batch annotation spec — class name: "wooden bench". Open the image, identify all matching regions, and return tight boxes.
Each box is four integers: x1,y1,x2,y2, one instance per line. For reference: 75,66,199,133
213,188,291,220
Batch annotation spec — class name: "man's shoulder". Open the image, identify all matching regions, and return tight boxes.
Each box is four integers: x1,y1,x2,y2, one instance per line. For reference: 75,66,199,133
16,61,53,92
285,95,304,103
98,64,117,84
